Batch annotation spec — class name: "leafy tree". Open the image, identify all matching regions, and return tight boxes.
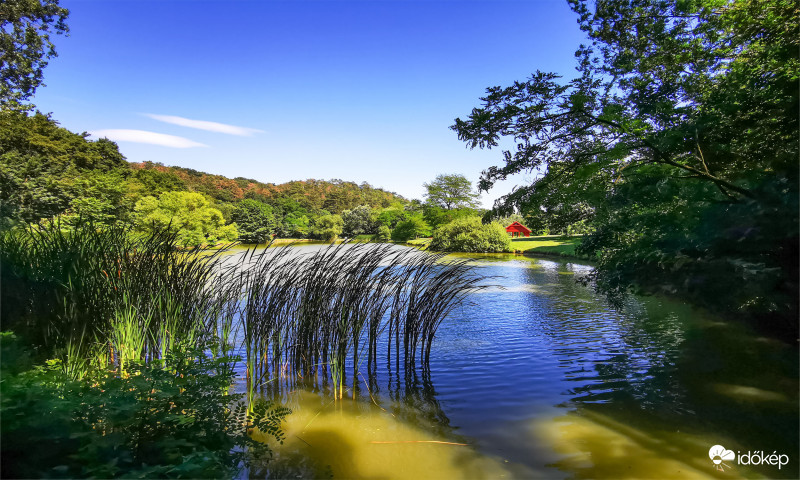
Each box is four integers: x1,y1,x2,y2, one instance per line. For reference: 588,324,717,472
375,224,391,242
423,174,481,210
311,213,343,241
452,0,798,330
133,191,237,247
391,215,430,242
0,110,128,226
489,213,525,228
231,199,276,244
281,212,310,238
62,171,130,226
341,205,376,237
429,217,511,253
375,205,406,229
422,204,478,230
0,0,69,107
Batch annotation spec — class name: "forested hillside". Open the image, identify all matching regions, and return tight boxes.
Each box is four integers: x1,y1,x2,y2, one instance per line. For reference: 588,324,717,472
0,110,408,243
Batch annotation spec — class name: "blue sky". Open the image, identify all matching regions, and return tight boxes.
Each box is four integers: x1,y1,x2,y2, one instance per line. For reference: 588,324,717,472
34,0,586,207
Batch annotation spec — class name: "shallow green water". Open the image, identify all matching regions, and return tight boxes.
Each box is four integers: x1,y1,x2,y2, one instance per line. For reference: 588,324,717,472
234,247,797,479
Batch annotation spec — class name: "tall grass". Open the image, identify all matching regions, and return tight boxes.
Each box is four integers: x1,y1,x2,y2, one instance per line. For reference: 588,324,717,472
0,221,232,375
230,241,485,399
1,222,485,398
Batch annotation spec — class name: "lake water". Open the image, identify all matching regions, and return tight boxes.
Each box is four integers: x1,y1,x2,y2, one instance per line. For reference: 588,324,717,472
231,245,798,479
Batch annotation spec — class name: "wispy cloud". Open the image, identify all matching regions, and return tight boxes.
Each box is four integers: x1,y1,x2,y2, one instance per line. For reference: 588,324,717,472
89,129,208,148
143,113,264,136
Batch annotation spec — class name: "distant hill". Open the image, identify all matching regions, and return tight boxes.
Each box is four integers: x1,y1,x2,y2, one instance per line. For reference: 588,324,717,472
130,162,407,214
1,110,408,229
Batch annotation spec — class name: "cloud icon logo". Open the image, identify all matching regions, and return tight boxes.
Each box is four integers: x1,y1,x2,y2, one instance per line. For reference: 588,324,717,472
709,445,736,471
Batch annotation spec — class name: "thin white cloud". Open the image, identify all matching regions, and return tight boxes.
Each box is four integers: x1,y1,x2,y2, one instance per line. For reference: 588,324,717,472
89,129,208,148
143,113,264,136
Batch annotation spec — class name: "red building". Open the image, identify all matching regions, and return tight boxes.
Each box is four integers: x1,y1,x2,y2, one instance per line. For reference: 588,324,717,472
505,221,531,238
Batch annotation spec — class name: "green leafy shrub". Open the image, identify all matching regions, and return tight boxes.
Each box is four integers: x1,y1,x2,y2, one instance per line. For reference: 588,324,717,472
311,213,343,241
0,344,290,479
376,224,391,242
341,205,376,236
429,217,511,253
391,216,430,241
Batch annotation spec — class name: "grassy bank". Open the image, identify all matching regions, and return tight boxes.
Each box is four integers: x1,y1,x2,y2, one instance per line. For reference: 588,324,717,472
512,235,584,258
404,236,589,260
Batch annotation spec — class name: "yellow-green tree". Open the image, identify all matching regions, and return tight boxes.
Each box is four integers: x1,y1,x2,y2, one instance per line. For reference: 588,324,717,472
133,191,237,247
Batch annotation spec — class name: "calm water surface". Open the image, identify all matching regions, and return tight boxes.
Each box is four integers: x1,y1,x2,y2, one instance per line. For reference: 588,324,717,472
231,245,798,479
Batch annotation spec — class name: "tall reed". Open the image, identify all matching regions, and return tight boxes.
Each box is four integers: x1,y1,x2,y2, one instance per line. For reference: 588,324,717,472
230,241,486,398
0,220,234,376
1,222,485,395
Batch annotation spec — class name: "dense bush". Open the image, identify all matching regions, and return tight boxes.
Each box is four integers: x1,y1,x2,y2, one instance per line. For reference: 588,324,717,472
341,205,376,237
391,216,430,242
376,224,391,242
429,217,511,253
0,335,289,479
310,213,343,241
133,191,238,247
232,198,277,244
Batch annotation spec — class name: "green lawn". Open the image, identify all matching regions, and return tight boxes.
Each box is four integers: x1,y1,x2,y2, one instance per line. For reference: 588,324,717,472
397,235,589,260
511,235,584,258
405,237,432,247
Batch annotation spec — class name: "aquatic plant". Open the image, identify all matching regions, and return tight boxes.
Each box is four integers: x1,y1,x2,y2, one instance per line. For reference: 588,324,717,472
230,241,486,398
1,221,485,394
0,220,232,373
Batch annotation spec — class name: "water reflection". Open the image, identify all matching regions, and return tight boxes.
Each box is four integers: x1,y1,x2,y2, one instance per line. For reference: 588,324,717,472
247,248,797,479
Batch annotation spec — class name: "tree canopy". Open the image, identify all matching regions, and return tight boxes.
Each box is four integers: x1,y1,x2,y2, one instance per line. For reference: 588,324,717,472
231,199,276,244
0,0,69,107
133,191,237,247
423,174,481,210
452,0,798,332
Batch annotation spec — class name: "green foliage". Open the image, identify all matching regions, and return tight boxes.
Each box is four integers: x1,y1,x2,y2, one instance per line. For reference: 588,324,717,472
423,204,479,230
391,215,431,242
423,173,481,210
0,110,128,227
341,204,376,237
0,0,69,108
375,206,405,229
376,224,391,242
311,213,343,241
490,213,525,228
566,219,594,236
1,344,290,479
133,191,238,247
429,217,512,253
0,221,230,363
232,198,276,244
452,0,799,332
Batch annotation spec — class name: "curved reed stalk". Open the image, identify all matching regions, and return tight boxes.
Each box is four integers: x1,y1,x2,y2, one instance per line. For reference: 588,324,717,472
2,222,486,393
230,241,486,398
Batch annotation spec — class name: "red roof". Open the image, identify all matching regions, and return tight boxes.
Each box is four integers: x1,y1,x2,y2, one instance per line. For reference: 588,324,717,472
505,221,531,235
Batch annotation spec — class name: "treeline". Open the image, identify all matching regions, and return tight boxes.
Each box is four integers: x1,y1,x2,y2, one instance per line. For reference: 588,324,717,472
454,0,799,337
0,109,409,245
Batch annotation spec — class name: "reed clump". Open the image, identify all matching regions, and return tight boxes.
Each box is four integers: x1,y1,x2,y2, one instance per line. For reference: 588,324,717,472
232,241,485,399
0,221,232,377
1,222,485,397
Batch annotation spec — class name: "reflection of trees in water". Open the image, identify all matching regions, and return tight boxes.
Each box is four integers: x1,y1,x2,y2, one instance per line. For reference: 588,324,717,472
523,262,798,475
521,264,689,413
